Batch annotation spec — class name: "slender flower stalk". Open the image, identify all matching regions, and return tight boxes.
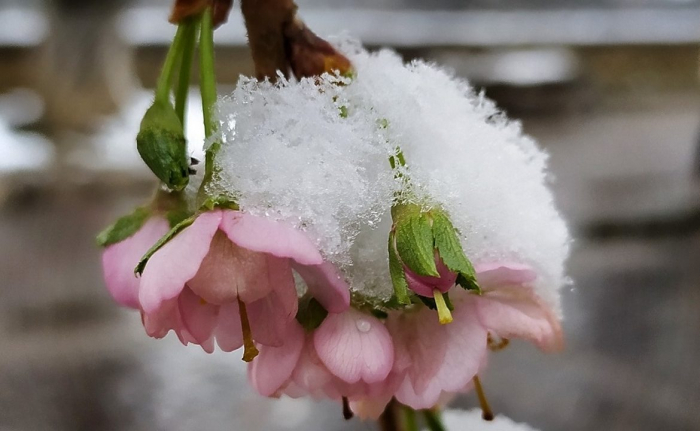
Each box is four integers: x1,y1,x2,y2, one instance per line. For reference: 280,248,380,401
423,409,447,431
199,7,217,139
402,405,419,431
473,375,494,421
155,24,188,105
174,17,198,125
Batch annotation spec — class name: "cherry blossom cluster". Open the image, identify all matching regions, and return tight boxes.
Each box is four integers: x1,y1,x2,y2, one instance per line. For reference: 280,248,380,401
97,9,570,427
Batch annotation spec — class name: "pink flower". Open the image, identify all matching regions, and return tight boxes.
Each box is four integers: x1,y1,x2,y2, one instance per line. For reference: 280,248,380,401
102,216,170,309
389,262,563,409
248,308,396,415
471,262,563,353
138,209,350,357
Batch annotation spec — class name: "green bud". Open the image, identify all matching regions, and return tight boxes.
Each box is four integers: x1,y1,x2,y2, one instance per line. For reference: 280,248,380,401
137,101,190,191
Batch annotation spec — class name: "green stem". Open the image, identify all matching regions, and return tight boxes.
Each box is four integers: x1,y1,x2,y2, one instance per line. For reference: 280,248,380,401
155,23,188,104
402,406,419,431
174,18,198,126
423,409,447,431
199,7,217,139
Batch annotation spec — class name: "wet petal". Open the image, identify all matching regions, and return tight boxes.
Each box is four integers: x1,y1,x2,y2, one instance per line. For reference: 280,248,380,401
290,336,335,395
293,261,350,313
314,309,394,384
475,285,563,352
178,286,220,346
247,289,295,347
393,303,487,409
248,321,305,397
220,210,323,265
188,230,272,305
475,262,537,291
102,217,169,309
214,302,244,352
139,211,222,313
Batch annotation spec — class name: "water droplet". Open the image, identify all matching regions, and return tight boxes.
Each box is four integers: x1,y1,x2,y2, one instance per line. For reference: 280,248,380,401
356,319,371,333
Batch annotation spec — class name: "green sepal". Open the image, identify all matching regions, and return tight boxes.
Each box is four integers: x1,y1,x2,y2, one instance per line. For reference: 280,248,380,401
418,291,454,311
339,105,349,118
295,296,329,331
166,208,192,228
394,212,439,277
137,101,190,191
96,207,151,247
430,209,480,292
388,231,411,305
134,214,197,275
200,195,239,211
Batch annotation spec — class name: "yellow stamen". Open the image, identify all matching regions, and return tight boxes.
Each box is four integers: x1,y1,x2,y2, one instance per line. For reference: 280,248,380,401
238,298,259,362
433,290,453,325
473,375,494,421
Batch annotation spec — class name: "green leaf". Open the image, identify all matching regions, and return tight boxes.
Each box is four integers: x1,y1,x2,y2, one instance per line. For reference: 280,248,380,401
388,231,411,305
96,207,151,247
394,213,438,277
430,209,480,292
137,101,190,191
134,214,196,275
295,296,329,331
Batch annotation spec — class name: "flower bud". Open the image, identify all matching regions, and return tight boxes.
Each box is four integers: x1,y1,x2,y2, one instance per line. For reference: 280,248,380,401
388,204,480,322
136,101,190,191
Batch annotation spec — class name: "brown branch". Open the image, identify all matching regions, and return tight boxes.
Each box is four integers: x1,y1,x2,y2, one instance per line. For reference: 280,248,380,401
240,0,298,81
170,0,232,27
241,0,352,81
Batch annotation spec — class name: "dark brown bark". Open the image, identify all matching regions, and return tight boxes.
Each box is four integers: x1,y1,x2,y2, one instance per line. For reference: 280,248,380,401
240,0,352,81
240,0,298,81
170,0,232,27
284,17,353,78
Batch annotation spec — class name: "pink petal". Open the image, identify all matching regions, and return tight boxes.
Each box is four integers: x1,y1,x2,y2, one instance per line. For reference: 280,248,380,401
393,303,487,409
475,285,564,352
139,211,222,313
102,217,169,309
245,255,298,347
290,336,335,395
292,261,350,313
268,256,300,319
404,253,457,297
313,309,394,384
220,211,323,266
248,321,305,397
474,262,537,291
188,230,272,305
178,286,220,346
214,302,243,352
247,289,296,348
141,298,180,339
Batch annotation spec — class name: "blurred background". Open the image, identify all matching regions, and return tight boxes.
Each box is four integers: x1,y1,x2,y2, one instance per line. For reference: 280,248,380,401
1,0,699,430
